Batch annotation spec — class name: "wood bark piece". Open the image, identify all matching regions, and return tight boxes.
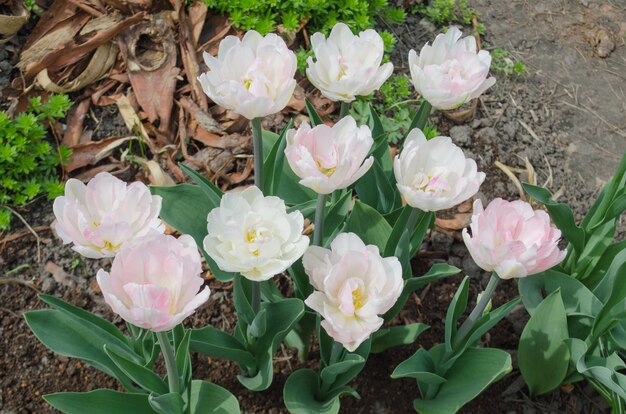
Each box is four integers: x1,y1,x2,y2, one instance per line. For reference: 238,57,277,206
118,11,179,134
0,0,29,42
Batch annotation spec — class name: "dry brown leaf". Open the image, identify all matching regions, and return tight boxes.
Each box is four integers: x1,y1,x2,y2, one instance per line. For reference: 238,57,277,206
118,12,179,133
0,0,29,42
23,0,76,49
287,84,305,112
443,99,478,123
44,261,70,285
66,135,134,172
115,94,150,140
435,214,472,231
62,98,91,147
187,1,207,45
178,6,208,111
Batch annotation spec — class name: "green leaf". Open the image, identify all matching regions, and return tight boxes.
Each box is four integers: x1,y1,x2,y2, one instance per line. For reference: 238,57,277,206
248,308,268,338
44,390,154,414
523,183,585,254
444,276,470,352
592,249,626,340
407,100,432,134
104,346,168,395
355,159,400,214
371,323,429,353
367,103,393,176
189,326,256,371
263,119,293,196
233,274,255,326
391,348,446,385
305,98,324,127
320,353,366,389
322,190,352,245
189,380,240,414
237,298,304,391
148,393,184,414
412,347,512,414
150,184,233,281
38,294,127,342
518,289,570,396
24,309,140,391
177,163,222,206
283,369,358,414
344,201,392,252
175,330,192,386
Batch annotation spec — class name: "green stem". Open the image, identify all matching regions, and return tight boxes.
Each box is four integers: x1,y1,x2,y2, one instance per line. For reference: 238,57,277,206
251,117,264,314
339,101,350,119
313,193,327,247
453,272,500,350
156,331,180,394
251,117,263,190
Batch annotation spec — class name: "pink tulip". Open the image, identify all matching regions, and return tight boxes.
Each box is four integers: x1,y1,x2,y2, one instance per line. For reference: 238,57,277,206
462,199,567,279
285,116,374,194
303,233,403,351
96,234,210,332
53,172,164,259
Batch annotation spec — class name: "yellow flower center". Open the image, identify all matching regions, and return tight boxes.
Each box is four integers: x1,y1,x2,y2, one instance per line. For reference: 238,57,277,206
316,160,337,177
243,78,253,90
246,229,257,243
352,288,364,311
102,240,122,251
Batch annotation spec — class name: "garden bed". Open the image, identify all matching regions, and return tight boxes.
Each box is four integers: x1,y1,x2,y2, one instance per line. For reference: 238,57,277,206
1,0,625,413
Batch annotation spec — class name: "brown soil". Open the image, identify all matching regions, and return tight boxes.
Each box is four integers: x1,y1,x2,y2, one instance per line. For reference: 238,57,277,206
1,0,624,413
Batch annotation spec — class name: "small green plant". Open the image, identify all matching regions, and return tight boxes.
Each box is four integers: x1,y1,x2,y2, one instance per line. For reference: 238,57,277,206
413,0,478,26
295,47,314,76
0,94,72,230
490,47,526,76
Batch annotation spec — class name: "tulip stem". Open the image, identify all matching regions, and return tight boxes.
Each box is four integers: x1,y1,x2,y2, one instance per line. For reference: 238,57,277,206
251,117,264,190
339,101,350,119
313,193,327,246
156,331,181,395
452,272,500,350
251,282,261,314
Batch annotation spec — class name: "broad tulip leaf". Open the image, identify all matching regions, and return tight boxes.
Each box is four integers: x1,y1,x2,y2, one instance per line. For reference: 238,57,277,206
444,276,470,352
237,298,304,391
44,390,154,414
391,348,446,385
24,309,140,392
189,326,256,371
38,294,127,342
368,103,393,177
189,380,240,414
574,220,615,283
263,119,293,196
148,393,184,414
344,200,392,252
372,323,429,353
322,190,352,246
150,184,233,281
384,206,434,260
177,163,222,206
412,347,512,414
104,346,168,395
320,354,366,389
523,183,585,254
592,249,626,340
175,330,192,386
355,159,400,214
518,289,570,396
283,369,358,414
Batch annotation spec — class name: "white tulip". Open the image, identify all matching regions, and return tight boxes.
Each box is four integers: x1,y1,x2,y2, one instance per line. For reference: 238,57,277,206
306,23,393,103
52,172,164,259
203,186,309,281
394,129,485,212
408,26,495,110
304,233,403,352
198,31,297,120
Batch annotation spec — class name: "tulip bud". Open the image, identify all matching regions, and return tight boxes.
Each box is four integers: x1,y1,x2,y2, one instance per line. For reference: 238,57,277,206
462,199,567,279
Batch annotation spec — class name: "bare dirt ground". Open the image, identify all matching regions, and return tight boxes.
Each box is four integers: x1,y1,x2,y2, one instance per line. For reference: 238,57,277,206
1,1,625,413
